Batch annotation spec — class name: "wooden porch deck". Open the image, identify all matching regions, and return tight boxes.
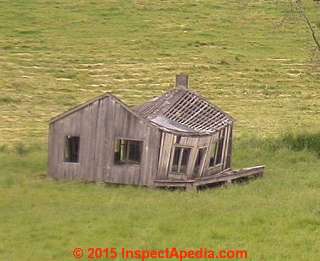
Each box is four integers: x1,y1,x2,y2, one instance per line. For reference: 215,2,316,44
153,165,265,191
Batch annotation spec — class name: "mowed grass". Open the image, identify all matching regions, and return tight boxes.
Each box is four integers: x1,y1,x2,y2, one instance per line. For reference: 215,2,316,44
0,0,320,144
1,0,320,260
1,137,320,260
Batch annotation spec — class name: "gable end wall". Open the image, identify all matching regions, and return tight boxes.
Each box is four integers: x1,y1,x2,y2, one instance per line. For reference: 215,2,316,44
48,96,161,186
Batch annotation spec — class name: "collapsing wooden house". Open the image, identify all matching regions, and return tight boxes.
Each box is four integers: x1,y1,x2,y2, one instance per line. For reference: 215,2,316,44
48,74,264,190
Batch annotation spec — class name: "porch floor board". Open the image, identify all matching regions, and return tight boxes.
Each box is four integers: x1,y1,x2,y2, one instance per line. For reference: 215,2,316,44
153,165,264,190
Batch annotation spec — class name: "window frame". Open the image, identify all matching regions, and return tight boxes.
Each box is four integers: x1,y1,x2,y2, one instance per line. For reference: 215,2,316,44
169,145,192,175
64,135,80,163
208,136,225,169
114,138,143,165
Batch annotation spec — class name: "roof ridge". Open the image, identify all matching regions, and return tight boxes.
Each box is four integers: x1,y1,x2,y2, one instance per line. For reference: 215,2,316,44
49,92,113,124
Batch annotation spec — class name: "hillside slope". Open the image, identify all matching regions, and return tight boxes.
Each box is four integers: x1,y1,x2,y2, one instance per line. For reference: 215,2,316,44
0,0,320,145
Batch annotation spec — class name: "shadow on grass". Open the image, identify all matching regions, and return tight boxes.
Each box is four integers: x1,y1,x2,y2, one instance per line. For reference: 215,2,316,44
281,132,320,156
236,131,320,158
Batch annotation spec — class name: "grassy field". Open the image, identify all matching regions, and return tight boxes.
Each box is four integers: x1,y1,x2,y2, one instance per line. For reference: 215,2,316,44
1,137,320,260
1,0,320,260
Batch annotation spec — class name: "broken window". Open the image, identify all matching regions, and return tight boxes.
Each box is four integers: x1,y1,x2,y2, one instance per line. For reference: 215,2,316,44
193,147,207,176
171,146,191,174
114,139,142,164
64,136,80,163
209,137,224,167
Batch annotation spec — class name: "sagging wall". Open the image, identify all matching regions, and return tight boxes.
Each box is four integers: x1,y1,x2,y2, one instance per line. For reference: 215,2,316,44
156,124,233,179
157,133,212,178
48,96,161,186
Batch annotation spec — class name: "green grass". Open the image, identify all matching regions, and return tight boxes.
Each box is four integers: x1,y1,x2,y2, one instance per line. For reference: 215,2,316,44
1,0,320,260
1,137,320,260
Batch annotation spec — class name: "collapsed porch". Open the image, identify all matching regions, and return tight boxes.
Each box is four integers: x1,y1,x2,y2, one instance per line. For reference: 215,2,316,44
153,165,265,191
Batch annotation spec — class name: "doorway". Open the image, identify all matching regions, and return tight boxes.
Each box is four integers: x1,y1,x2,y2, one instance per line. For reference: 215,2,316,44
193,147,207,177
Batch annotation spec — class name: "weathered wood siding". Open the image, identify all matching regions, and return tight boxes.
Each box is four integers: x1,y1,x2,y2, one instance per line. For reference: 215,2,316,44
103,98,161,186
157,132,175,179
48,95,161,186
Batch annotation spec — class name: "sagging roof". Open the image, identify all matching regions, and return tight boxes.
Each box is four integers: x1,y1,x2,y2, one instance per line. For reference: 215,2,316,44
134,87,234,135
